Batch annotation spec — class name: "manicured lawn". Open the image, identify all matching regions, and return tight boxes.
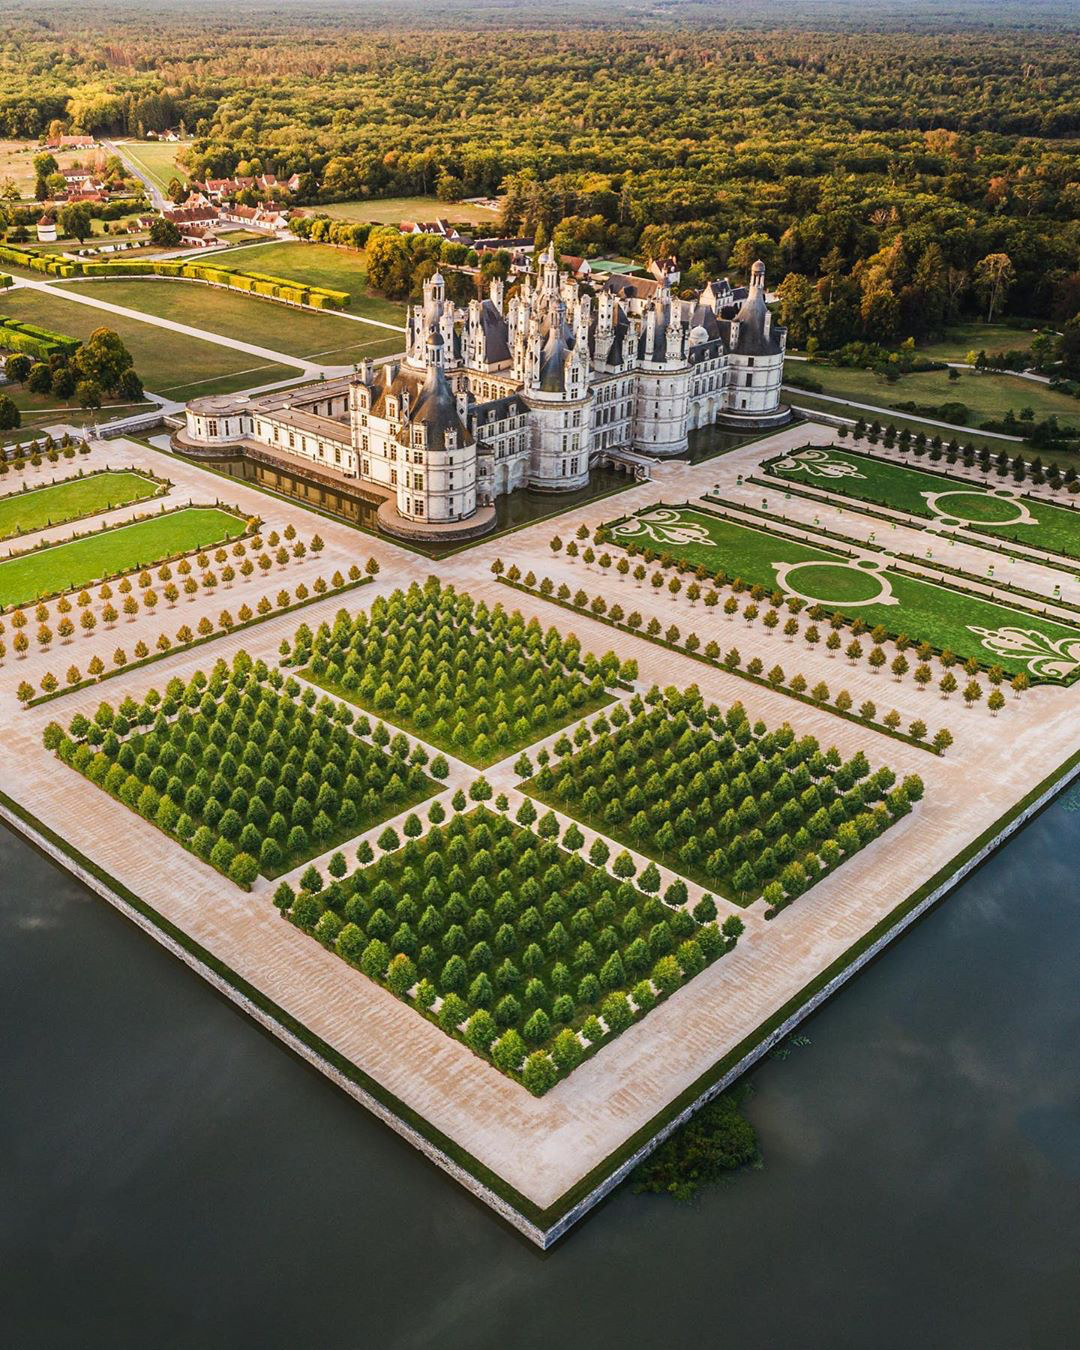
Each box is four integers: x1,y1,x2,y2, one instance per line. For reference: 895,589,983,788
316,196,497,226
796,363,1080,433
606,503,1080,680
0,288,297,399
117,139,189,192
768,446,1080,560
210,240,408,325
0,505,245,607
0,469,162,539
61,277,404,366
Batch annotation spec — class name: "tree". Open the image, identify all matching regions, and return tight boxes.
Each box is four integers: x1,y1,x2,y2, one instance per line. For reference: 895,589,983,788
73,328,136,394
149,217,182,247
0,395,20,431
59,202,93,243
973,253,1015,323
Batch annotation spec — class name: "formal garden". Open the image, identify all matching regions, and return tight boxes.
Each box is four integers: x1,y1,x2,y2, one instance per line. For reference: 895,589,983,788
44,652,437,884
273,803,743,1095
524,685,921,907
604,504,1080,682
0,467,166,541
0,503,250,609
766,445,1080,559
285,577,629,766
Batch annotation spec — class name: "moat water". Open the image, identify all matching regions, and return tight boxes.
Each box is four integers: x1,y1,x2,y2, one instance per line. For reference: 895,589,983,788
191,422,754,558
3,788,1079,1348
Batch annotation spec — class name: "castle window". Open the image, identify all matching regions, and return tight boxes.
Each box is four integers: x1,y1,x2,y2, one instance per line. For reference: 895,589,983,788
362,459,370,475
335,447,341,464
208,419,218,437
745,373,753,387
413,472,423,490
391,468,398,485
389,445,397,461
570,457,578,474
362,435,369,451
288,432,295,448
416,500,424,516
748,357,755,367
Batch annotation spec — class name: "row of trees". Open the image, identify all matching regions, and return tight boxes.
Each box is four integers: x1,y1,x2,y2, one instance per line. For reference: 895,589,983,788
503,568,962,750
46,653,435,885
282,576,626,766
526,684,921,906
276,800,741,1094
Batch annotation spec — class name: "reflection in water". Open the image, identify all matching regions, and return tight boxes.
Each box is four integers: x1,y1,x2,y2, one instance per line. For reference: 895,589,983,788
187,423,756,558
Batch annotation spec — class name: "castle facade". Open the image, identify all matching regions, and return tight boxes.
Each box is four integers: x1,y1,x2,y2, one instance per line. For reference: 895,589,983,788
179,245,788,540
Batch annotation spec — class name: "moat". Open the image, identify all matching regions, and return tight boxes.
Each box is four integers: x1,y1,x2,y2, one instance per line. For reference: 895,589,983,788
4,783,1077,1349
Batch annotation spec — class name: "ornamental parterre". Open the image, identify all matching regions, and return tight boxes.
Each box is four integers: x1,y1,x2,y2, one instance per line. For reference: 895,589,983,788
273,806,742,1095
44,652,438,884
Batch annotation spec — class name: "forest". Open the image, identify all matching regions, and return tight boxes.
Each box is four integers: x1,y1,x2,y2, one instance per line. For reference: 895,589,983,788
0,1,1078,335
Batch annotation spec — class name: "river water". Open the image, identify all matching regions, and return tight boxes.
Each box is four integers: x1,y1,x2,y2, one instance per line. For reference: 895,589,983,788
3,789,1079,1349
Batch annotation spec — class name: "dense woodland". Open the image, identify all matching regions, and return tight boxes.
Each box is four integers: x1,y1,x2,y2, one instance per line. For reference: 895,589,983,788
0,2,1078,345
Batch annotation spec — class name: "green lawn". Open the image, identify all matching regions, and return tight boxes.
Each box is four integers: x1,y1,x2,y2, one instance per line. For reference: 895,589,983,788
315,196,497,226
61,277,404,366
0,505,245,607
210,240,407,326
118,139,189,192
606,504,1080,680
794,363,1080,433
0,288,297,400
768,446,1080,560
915,322,1047,363
0,470,163,539
783,391,1023,456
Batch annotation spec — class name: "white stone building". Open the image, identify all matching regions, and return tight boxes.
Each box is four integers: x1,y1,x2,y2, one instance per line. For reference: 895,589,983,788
179,245,788,540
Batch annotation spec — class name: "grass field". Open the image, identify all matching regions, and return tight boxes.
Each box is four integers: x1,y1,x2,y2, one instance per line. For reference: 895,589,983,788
606,504,1080,680
915,322,1047,363
211,239,407,325
0,288,297,400
768,446,1080,559
315,196,497,226
783,391,1026,455
795,363,1080,433
62,277,404,366
116,139,189,193
0,470,162,539
0,139,93,200
0,505,245,607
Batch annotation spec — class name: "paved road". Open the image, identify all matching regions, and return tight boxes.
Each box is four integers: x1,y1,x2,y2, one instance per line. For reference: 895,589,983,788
103,138,167,210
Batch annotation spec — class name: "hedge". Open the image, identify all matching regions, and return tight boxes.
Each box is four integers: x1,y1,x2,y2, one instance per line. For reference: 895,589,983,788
0,244,350,310
0,315,80,360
